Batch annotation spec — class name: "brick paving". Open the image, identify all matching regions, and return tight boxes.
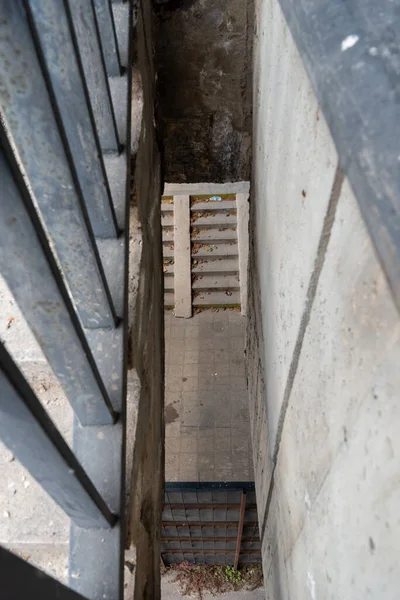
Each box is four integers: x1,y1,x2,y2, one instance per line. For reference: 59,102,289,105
165,309,254,482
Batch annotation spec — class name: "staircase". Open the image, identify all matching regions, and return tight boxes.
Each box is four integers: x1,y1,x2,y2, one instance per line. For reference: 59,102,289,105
162,185,250,313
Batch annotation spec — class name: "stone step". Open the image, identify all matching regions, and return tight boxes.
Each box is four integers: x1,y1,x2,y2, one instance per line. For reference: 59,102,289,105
190,213,237,228
192,243,238,259
192,257,238,274
164,292,175,308
162,213,237,229
160,202,174,213
163,245,174,258
162,229,174,243
192,274,240,291
192,290,240,306
161,214,174,228
190,200,236,211
191,227,237,243
164,274,174,292
163,227,238,244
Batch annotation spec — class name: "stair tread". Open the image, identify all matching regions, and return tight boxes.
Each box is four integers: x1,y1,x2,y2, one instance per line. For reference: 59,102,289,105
164,275,174,292
190,200,236,211
191,227,237,243
163,245,174,258
164,292,174,307
190,213,237,227
192,257,238,273
192,274,240,290
193,290,240,306
192,243,238,258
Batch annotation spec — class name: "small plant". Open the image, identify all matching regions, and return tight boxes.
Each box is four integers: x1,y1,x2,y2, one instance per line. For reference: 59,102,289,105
224,565,243,584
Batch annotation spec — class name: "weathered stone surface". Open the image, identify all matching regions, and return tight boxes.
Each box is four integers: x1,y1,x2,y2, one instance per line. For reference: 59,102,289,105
128,1,165,598
154,0,253,182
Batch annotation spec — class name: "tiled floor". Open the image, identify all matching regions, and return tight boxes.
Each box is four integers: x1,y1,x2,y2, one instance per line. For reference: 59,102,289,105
165,309,254,482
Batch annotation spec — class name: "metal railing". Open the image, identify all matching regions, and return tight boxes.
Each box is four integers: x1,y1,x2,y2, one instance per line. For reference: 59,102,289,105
0,1,132,598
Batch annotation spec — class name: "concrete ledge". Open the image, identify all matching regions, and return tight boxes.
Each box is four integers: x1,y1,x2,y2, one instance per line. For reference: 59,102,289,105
173,195,192,318
164,181,250,195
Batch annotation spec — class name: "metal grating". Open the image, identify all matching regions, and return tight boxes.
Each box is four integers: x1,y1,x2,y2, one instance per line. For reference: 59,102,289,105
162,483,262,566
0,1,133,599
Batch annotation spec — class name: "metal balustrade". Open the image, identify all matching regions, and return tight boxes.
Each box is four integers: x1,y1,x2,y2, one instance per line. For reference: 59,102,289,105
0,1,132,598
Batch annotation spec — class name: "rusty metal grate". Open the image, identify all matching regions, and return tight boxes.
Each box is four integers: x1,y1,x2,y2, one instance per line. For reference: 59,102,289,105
162,483,262,566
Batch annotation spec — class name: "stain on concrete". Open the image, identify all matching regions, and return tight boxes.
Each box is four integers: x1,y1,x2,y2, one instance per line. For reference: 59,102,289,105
165,403,179,424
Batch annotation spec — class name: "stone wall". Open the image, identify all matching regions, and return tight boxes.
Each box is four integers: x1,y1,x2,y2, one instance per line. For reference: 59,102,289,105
128,0,164,598
154,0,253,183
247,0,400,598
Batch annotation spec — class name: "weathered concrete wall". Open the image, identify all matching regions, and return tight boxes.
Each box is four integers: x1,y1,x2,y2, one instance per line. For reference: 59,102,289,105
247,0,400,598
154,0,253,183
128,0,164,598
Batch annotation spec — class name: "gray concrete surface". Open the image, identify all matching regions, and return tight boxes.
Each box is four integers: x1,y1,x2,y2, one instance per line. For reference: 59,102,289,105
173,195,192,318
247,0,400,597
165,309,253,482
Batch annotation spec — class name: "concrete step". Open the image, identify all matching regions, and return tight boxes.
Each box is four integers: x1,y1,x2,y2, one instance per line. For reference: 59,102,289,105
191,227,237,243
192,274,240,291
192,243,238,259
192,290,240,306
162,212,237,229
163,245,174,258
161,201,174,213
190,213,237,228
164,292,174,307
162,229,174,243
190,200,236,212
163,261,174,275
164,274,174,292
192,257,238,274
161,214,174,227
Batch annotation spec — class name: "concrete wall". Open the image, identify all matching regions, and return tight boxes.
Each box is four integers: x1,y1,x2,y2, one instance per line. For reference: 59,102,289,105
247,0,400,598
154,0,253,183
128,0,165,598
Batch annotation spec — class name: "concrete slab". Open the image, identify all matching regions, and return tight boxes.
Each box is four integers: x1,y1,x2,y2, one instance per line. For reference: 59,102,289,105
173,195,192,318
165,309,253,483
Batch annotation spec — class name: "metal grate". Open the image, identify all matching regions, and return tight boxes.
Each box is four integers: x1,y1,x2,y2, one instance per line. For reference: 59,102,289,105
162,483,262,566
0,1,132,598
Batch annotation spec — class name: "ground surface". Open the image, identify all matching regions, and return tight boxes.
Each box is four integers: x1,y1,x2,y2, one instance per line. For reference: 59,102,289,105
164,309,253,482
161,571,265,599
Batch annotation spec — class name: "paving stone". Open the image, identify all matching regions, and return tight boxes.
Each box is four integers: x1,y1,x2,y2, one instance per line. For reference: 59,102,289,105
182,376,198,392
180,435,198,454
164,309,254,483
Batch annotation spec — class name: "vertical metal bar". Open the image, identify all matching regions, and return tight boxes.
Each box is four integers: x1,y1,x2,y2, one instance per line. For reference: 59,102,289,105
234,491,246,570
26,0,119,239
0,1,117,329
0,344,116,529
0,145,116,425
93,0,121,76
66,0,120,152
0,547,88,600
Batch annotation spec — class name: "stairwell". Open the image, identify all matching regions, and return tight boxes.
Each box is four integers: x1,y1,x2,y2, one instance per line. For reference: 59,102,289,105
162,184,250,314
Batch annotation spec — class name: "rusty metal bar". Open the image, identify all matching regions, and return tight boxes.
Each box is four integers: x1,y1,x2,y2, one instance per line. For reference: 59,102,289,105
234,491,247,570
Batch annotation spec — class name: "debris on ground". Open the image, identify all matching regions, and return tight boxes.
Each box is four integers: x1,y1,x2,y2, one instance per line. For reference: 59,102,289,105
164,562,263,599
